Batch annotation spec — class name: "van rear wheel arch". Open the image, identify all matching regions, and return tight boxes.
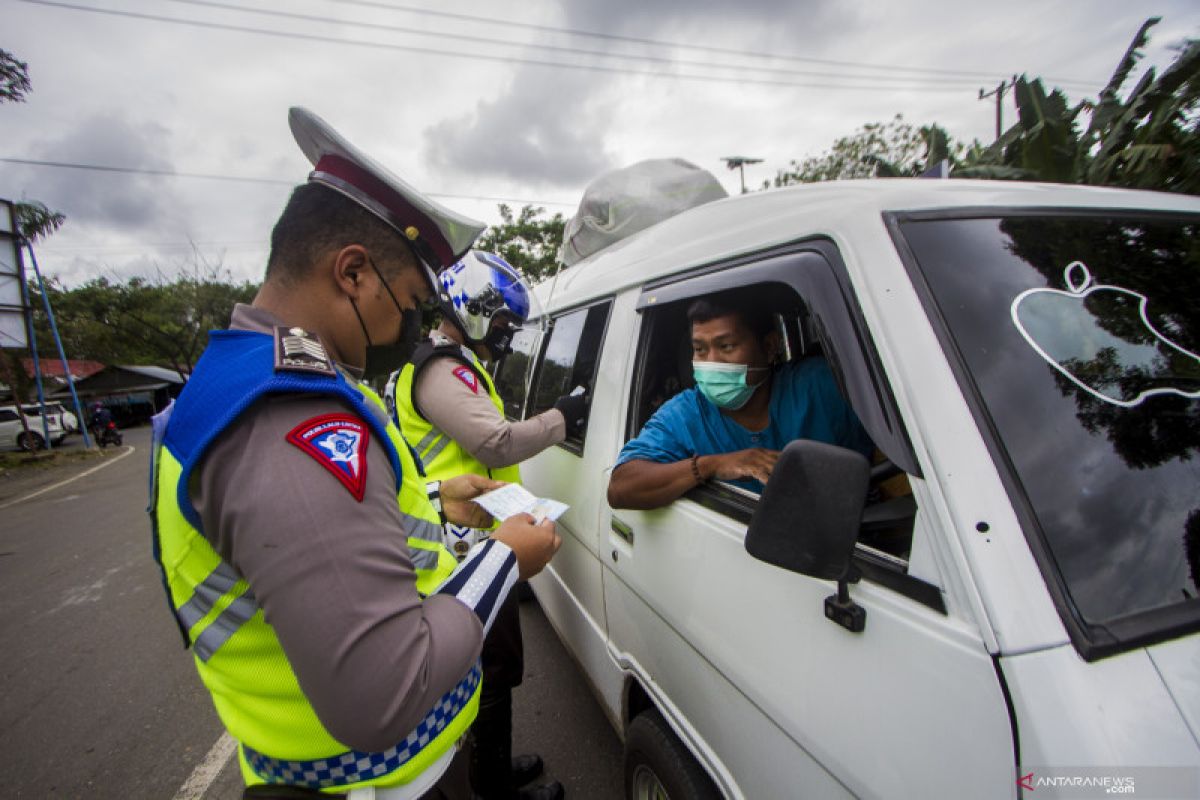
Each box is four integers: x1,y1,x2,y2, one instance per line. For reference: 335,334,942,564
625,708,722,800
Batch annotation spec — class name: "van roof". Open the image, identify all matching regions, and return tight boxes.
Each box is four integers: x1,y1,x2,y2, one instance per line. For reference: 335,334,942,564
538,179,1200,310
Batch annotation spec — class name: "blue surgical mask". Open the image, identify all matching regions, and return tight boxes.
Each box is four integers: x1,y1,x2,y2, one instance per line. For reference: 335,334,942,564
693,361,769,410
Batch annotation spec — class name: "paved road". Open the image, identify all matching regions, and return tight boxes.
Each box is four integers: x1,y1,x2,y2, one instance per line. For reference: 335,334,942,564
0,426,622,799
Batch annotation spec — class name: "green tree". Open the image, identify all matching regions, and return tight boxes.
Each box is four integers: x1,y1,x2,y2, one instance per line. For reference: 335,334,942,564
14,200,65,242
475,204,566,284
30,263,258,376
0,49,31,103
767,115,964,186
959,17,1200,193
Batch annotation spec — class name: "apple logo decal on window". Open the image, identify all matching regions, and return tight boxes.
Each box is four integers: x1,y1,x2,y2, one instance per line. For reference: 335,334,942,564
1011,261,1200,408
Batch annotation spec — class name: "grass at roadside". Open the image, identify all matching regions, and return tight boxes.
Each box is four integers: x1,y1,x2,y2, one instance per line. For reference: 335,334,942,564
0,447,106,475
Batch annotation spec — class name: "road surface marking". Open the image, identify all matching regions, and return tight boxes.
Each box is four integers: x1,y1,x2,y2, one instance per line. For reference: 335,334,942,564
173,731,236,800
0,445,136,511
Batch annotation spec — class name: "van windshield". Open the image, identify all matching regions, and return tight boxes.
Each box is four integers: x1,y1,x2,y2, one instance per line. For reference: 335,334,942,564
897,213,1200,656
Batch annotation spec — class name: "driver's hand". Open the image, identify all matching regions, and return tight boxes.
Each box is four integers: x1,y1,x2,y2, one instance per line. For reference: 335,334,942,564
708,448,781,485
439,474,503,528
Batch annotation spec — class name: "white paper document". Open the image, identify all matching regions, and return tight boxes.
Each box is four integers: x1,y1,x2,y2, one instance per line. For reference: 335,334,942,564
475,483,569,523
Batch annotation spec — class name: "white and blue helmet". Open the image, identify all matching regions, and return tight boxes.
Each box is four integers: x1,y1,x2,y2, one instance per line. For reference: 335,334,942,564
438,251,537,352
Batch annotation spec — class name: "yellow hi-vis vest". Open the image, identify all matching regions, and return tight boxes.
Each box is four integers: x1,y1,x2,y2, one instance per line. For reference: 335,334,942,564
393,342,520,488
149,329,475,793
358,381,460,594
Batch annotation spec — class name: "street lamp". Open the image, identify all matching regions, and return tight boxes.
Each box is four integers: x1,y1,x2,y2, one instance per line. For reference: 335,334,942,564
720,156,763,194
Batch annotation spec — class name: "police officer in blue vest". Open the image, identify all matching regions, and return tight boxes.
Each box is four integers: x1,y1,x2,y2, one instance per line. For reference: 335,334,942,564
149,108,561,799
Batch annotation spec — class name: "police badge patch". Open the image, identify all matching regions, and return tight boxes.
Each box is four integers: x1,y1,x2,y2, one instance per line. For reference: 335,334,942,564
274,326,336,376
451,365,480,394
286,414,369,501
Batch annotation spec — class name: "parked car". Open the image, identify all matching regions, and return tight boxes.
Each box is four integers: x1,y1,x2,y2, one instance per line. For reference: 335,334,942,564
495,180,1200,799
23,401,79,433
0,404,67,451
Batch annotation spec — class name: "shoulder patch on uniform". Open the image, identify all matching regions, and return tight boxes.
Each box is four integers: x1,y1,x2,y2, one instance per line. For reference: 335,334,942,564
286,414,369,501
274,326,336,376
452,365,480,394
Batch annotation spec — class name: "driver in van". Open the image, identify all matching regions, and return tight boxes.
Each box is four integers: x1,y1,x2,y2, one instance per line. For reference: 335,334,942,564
607,290,873,510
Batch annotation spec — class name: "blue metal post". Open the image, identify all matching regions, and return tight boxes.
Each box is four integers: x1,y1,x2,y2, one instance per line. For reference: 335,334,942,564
23,240,92,448
19,265,53,449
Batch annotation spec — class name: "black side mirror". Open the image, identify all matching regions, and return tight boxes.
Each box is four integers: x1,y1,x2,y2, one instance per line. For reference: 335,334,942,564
745,439,870,631
746,439,869,578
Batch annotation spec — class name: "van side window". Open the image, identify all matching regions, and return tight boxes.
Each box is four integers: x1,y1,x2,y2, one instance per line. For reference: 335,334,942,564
0,409,18,423
529,301,611,448
627,281,917,569
494,327,541,421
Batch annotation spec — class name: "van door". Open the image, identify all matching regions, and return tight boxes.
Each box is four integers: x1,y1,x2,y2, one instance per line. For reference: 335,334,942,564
517,298,629,725
602,246,1017,799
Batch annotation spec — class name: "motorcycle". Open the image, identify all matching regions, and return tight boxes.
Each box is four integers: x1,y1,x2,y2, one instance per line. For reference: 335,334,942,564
92,420,123,448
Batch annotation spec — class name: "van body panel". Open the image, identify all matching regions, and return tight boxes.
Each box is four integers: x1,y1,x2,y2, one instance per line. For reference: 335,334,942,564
603,492,1016,798
1003,644,1200,765
528,562,624,733
1147,637,1200,747
603,577,851,800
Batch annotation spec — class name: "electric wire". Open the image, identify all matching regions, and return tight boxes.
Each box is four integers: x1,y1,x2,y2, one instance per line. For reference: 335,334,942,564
326,0,1105,89
0,157,577,207
155,0,1025,88
15,0,991,92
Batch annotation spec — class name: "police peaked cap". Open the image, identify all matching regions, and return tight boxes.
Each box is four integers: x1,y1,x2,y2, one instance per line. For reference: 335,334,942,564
288,107,485,271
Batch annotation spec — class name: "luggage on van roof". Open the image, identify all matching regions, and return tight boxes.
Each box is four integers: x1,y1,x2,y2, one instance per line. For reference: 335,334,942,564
558,158,727,268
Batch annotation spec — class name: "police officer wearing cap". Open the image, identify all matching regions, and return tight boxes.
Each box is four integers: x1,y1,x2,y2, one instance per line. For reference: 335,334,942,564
149,108,561,800
388,252,587,800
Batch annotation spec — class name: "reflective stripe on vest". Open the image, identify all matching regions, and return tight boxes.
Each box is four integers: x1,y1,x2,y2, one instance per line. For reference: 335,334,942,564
356,382,458,594
243,663,481,789
175,559,260,662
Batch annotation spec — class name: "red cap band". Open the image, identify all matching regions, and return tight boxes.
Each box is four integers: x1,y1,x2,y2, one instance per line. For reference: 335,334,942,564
311,154,454,268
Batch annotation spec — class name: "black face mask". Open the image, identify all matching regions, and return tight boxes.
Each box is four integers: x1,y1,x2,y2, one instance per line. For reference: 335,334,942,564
362,307,424,380
350,256,431,381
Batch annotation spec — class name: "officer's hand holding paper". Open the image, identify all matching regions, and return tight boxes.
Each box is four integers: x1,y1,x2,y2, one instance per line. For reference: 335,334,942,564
439,473,504,528
475,483,570,525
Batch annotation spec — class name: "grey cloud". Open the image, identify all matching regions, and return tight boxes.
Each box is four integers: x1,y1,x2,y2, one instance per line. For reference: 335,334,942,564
423,67,615,187
559,0,848,40
421,0,857,188
22,112,182,234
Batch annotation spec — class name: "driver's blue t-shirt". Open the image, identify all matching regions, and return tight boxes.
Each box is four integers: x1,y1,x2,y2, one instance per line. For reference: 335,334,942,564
615,358,874,493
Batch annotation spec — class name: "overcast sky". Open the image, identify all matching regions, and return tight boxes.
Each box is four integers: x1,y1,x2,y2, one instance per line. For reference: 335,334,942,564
2,0,1197,287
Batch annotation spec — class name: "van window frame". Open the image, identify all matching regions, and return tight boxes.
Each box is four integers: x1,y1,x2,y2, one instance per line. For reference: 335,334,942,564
628,240,944,614
635,239,919,478
886,206,1200,660
495,326,544,422
527,297,614,456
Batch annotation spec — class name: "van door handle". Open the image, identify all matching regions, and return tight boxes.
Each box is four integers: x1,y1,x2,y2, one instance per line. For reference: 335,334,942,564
611,516,634,546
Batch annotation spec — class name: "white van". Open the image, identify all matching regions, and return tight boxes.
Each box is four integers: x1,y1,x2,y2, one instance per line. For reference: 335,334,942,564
493,180,1200,799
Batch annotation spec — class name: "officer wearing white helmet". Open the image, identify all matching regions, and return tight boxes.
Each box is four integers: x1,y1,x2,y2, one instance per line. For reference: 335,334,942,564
388,251,586,800
149,108,561,800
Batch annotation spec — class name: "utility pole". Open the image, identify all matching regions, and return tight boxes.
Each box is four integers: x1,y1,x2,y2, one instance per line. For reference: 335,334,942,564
720,156,763,194
978,75,1018,140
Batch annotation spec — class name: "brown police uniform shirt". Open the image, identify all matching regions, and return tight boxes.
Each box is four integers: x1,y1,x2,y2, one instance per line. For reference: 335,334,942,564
190,304,484,753
412,334,565,469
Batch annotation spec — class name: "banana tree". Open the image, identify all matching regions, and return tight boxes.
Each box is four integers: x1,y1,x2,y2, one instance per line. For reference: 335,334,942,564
958,17,1200,195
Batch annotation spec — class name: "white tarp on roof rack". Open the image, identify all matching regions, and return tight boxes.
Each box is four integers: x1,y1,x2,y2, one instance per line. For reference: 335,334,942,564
558,158,727,267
